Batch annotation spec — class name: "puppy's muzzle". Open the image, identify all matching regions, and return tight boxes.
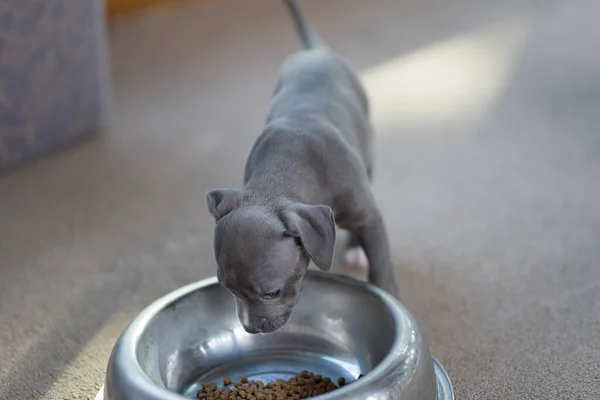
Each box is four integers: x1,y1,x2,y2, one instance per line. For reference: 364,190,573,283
237,306,292,334
242,313,291,334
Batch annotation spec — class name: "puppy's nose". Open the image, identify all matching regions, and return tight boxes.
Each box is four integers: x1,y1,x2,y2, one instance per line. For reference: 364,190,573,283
241,323,261,334
240,317,268,334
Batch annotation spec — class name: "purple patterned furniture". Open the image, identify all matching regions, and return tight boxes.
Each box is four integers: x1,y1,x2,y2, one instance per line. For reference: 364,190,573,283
0,0,110,171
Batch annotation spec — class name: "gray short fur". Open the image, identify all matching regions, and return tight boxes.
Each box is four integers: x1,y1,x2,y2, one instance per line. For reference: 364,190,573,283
206,0,399,334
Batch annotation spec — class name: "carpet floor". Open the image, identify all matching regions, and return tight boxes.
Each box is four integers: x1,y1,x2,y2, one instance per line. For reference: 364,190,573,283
1,0,599,399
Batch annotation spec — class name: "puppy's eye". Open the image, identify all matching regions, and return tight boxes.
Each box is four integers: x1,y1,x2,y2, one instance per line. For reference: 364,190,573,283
263,289,281,300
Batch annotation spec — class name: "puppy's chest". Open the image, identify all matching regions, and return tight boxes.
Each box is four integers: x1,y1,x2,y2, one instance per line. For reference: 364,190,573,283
331,207,354,229
330,191,370,229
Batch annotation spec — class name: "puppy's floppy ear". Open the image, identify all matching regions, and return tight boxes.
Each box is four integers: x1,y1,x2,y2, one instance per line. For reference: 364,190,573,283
283,204,336,271
206,188,241,221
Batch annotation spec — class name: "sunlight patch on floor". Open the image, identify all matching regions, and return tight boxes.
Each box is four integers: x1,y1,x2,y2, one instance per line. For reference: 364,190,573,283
40,310,136,400
360,19,531,133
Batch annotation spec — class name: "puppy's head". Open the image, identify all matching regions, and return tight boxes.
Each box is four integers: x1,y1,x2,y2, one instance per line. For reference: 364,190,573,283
206,188,336,334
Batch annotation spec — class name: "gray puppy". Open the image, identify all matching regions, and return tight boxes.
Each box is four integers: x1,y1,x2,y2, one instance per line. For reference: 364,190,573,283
206,0,399,334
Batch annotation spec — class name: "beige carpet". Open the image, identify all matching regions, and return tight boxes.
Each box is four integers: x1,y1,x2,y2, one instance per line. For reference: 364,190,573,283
1,0,599,399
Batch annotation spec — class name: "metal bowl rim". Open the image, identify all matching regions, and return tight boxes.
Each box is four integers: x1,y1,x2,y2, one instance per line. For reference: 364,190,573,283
113,270,422,399
433,357,454,400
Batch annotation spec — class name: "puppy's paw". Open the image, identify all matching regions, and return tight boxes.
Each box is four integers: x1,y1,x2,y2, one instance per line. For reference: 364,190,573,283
344,247,369,270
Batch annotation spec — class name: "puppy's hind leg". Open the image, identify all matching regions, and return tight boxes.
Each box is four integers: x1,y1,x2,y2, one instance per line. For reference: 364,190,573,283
349,194,400,299
344,164,373,271
344,233,369,270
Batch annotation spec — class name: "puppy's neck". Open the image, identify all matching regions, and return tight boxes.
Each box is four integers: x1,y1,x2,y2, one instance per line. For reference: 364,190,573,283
239,188,299,211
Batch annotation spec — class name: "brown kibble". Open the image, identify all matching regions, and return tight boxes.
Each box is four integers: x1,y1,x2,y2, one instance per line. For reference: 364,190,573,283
198,370,355,399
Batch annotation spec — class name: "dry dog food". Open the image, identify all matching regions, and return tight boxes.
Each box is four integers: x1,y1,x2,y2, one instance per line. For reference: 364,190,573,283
196,370,364,399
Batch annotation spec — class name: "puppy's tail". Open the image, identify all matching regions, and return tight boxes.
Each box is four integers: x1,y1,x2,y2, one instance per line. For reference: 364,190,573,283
283,0,324,49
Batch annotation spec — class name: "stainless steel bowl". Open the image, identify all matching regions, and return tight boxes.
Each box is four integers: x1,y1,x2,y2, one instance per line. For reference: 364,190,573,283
104,271,453,400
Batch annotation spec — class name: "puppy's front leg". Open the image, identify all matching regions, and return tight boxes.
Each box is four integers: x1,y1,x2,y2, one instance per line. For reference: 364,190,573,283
353,207,400,299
